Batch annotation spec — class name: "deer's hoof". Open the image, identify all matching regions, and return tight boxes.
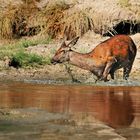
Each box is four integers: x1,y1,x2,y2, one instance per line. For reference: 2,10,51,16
99,77,109,82
72,79,81,83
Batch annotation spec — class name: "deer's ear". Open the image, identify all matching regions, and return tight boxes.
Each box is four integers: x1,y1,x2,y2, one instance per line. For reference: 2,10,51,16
61,41,67,48
60,41,70,52
67,36,79,47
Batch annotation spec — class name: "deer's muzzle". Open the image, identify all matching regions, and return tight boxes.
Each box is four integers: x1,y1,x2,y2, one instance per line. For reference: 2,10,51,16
51,58,57,65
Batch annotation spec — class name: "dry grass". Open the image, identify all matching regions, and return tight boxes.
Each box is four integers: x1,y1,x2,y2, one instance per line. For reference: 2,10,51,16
0,0,92,40
0,0,140,40
63,11,93,40
118,0,131,7
0,0,39,39
38,1,93,40
38,1,71,39
0,5,16,39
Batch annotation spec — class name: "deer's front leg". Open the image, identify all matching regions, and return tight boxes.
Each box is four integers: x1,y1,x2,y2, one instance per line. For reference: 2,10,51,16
64,64,81,83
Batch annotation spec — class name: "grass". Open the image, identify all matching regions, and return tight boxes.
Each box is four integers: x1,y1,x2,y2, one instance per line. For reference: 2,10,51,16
118,0,131,7
0,0,39,39
38,1,71,38
10,51,47,68
17,36,52,48
63,11,93,40
0,0,92,40
0,0,139,41
0,37,51,58
0,36,52,68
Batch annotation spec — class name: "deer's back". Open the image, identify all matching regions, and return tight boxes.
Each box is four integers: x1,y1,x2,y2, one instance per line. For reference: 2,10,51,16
89,35,137,61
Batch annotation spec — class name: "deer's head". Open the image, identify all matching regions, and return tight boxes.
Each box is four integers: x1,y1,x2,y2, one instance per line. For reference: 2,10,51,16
51,37,79,64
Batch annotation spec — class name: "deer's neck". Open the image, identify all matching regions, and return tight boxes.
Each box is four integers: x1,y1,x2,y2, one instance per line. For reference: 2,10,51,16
68,51,95,70
68,51,105,78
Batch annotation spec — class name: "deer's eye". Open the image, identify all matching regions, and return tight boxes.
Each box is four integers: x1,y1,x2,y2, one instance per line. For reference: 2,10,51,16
61,50,66,53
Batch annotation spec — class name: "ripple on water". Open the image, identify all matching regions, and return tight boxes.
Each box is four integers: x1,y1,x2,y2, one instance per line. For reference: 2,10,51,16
23,78,140,86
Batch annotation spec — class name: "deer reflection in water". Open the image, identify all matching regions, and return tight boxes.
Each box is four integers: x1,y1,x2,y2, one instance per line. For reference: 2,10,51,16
92,89,134,128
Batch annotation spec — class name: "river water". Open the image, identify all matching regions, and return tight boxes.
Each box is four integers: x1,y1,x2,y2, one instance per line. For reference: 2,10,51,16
0,81,140,139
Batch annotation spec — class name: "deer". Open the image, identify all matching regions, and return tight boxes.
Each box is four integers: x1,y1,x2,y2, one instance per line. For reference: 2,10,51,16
51,35,137,82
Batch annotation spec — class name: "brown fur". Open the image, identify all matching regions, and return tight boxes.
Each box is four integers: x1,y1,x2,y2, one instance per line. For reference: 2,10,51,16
51,35,137,82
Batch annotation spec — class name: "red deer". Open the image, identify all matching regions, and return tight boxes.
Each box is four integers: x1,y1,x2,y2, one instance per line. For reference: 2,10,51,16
51,35,137,82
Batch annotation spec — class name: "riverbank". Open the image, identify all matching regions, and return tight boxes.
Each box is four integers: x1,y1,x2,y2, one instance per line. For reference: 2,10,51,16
0,32,140,85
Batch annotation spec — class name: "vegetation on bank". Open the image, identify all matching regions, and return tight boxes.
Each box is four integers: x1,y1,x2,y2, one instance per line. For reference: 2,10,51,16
10,51,47,68
0,37,52,68
118,0,130,7
0,0,140,40
0,0,93,40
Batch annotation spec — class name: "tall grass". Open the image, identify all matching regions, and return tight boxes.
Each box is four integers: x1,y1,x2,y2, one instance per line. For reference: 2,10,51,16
0,0,39,39
38,1,70,39
0,0,139,40
35,1,93,40
63,11,93,40
0,0,93,40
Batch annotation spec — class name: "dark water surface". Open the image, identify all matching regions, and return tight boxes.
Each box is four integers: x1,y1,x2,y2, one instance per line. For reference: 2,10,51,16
0,81,140,139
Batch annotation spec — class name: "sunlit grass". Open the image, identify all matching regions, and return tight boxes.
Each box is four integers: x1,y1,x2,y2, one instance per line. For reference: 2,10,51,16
0,36,52,67
118,0,131,7
10,51,47,68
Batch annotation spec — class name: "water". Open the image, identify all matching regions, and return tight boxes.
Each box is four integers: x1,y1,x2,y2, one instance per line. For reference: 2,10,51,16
0,81,140,139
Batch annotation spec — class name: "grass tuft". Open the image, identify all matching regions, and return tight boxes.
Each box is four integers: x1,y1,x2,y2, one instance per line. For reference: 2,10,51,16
118,0,131,7
10,51,47,68
0,36,51,68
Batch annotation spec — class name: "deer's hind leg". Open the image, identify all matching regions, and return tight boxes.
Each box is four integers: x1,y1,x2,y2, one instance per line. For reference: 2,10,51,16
109,69,115,80
101,57,116,82
123,62,133,80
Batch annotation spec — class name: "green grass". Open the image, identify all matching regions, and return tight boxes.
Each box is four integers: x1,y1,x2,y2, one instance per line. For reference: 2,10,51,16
118,0,131,7
0,36,52,68
0,43,24,60
16,36,52,48
10,51,48,68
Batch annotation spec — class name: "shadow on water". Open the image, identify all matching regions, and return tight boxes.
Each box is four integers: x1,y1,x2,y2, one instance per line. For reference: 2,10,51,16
0,82,140,128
